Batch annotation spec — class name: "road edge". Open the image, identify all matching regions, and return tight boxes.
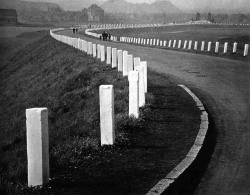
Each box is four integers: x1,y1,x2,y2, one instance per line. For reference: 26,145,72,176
146,84,209,195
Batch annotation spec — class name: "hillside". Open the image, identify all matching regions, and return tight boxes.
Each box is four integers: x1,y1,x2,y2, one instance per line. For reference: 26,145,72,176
0,0,63,12
101,0,181,14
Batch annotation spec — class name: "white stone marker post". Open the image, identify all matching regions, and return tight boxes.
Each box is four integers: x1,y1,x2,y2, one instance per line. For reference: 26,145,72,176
244,44,249,56
168,40,172,47
134,66,145,107
97,44,101,59
101,45,105,62
26,108,49,187
233,42,237,53
127,54,133,73
160,41,163,46
129,71,139,118
150,39,153,45
215,42,219,53
178,40,182,48
156,39,159,46
117,50,123,72
106,47,111,65
208,42,212,52
163,41,167,47
88,42,93,55
201,41,205,51
188,40,192,50
93,44,97,57
112,48,117,68
123,51,128,76
140,61,147,93
134,57,140,67
173,40,176,48
183,40,187,49
147,39,149,45
99,85,115,146
194,41,198,50
223,42,228,53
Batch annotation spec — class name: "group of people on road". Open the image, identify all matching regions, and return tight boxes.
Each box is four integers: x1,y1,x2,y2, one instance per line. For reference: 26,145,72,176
100,31,111,41
73,28,78,34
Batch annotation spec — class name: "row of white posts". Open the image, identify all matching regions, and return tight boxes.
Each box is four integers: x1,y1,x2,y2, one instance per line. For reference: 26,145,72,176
25,29,148,188
119,37,249,56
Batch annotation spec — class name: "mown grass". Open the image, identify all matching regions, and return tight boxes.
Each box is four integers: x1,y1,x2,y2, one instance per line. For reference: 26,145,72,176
0,30,152,194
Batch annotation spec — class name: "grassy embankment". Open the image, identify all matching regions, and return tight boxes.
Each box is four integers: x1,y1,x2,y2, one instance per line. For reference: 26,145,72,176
93,24,250,62
0,28,200,194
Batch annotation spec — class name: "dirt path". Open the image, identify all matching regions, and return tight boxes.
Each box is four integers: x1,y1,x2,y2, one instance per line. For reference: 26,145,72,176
58,29,250,194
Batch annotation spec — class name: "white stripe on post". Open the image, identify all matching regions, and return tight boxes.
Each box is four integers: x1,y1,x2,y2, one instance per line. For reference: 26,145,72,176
99,85,115,146
26,108,49,187
117,50,123,72
112,48,117,68
123,51,128,76
129,71,139,118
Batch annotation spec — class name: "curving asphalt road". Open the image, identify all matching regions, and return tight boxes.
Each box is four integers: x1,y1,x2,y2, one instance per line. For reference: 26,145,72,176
58,30,250,194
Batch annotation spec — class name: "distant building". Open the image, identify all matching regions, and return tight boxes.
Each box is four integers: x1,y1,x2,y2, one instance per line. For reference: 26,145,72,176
0,9,18,24
86,4,104,22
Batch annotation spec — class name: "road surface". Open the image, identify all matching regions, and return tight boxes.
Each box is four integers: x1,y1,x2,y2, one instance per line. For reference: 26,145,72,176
58,29,250,194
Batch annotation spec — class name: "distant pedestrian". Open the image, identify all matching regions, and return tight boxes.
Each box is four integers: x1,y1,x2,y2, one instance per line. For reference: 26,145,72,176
73,28,75,34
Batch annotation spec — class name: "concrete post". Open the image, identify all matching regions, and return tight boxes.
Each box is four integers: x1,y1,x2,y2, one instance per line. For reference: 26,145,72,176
26,108,49,187
147,39,149,45
168,40,172,47
101,45,105,62
117,50,123,72
153,39,156,45
97,44,101,59
201,41,205,51
188,40,192,50
233,42,237,53
112,48,117,68
138,38,141,44
244,44,249,56
208,42,211,52
178,40,181,48
123,51,128,76
134,66,145,107
215,42,219,53
156,39,159,46
88,42,93,55
127,54,134,73
93,44,97,57
144,39,146,45
183,40,187,49
140,61,147,93
129,71,139,118
164,41,167,47
223,42,228,53
160,41,163,46
173,40,176,48
194,41,198,50
99,85,115,146
150,39,153,45
106,47,111,65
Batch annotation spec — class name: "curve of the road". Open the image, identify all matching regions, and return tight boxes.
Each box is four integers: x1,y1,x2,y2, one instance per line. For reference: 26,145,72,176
58,29,250,194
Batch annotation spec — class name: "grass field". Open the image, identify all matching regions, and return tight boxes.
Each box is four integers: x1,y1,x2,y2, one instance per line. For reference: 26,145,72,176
0,27,200,194
93,24,250,61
